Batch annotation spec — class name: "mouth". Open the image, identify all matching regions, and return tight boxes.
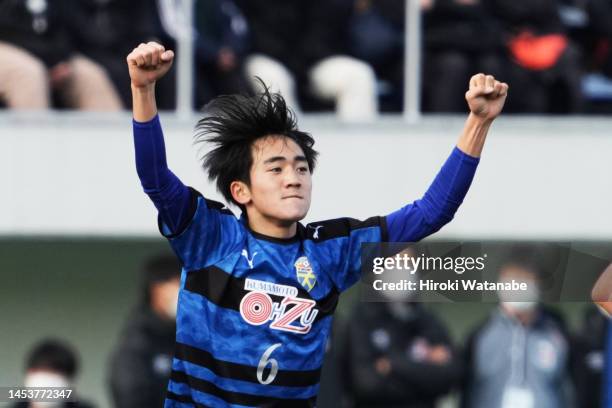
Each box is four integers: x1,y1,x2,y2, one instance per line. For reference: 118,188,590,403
283,195,303,200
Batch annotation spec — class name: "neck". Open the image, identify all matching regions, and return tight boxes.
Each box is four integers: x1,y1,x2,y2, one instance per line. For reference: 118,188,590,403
246,211,297,239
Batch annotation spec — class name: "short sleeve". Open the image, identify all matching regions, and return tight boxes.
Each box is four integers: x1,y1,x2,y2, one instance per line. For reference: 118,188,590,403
160,188,244,270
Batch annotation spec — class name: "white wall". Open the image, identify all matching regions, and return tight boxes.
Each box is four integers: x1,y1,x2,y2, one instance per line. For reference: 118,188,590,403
1,112,611,239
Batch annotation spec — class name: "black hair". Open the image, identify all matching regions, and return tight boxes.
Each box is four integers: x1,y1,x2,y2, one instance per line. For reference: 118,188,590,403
142,254,181,305
498,245,545,281
194,80,318,208
26,339,79,379
499,243,563,291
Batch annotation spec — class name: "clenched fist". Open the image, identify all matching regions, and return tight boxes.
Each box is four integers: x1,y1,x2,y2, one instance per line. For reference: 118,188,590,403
465,73,509,120
126,42,174,89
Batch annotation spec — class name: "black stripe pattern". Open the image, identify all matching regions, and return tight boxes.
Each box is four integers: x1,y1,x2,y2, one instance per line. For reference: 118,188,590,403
169,369,318,407
184,265,339,322
301,216,384,243
175,342,322,388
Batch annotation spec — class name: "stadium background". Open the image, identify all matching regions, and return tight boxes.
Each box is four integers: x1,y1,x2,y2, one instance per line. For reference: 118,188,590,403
2,116,612,407
2,0,612,406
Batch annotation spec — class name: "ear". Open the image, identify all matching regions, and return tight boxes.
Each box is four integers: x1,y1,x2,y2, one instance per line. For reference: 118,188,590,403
230,180,251,205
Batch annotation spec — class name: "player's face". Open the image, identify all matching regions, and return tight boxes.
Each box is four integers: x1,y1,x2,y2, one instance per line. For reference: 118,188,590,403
247,136,312,225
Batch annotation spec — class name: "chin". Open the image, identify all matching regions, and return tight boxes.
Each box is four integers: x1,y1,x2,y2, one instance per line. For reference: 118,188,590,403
280,206,309,223
284,211,308,223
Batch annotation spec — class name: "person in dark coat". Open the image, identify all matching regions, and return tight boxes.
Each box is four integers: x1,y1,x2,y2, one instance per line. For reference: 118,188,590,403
107,255,181,408
422,0,506,112
63,0,163,108
570,305,608,408
485,0,584,113
237,0,378,121
339,299,461,407
0,0,121,110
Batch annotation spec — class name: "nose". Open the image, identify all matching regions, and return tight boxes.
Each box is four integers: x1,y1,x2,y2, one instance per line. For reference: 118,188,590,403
284,168,302,188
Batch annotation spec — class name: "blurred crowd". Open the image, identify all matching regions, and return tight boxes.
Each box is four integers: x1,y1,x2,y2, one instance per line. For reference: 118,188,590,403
12,252,612,408
2,0,612,117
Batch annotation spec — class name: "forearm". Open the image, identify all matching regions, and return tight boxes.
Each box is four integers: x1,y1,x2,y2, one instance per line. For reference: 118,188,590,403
133,115,191,234
132,84,158,122
456,113,494,158
386,147,479,242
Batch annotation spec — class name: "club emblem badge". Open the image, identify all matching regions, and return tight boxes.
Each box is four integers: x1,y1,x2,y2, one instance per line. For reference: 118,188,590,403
295,256,316,292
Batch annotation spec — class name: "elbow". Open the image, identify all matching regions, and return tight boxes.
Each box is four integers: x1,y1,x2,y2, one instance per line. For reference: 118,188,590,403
425,207,456,232
420,195,461,231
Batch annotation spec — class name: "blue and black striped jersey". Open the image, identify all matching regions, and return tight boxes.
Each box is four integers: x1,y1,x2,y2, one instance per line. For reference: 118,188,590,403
163,188,387,407
132,115,480,407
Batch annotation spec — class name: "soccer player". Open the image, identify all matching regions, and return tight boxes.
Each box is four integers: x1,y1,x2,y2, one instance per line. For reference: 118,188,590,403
127,41,508,407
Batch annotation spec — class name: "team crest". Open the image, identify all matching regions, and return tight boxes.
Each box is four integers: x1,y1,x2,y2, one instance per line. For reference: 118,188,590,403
295,256,316,292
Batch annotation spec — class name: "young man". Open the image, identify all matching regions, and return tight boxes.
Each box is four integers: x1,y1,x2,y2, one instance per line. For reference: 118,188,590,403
127,41,508,407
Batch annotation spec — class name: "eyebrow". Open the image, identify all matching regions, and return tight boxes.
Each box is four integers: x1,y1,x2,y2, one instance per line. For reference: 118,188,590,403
263,155,308,165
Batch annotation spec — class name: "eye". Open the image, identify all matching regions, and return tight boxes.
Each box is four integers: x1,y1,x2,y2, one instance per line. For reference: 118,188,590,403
297,166,309,173
269,167,282,173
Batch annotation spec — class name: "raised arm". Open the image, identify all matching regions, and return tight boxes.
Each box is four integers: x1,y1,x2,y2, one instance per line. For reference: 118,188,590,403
387,74,508,242
127,42,192,235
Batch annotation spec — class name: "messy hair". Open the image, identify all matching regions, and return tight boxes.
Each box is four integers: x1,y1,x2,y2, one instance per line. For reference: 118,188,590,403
26,339,79,379
195,81,318,207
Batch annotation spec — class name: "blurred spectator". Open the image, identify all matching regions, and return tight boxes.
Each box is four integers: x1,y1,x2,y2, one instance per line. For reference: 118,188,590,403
605,321,612,408
0,0,121,110
486,0,584,113
461,259,572,408
570,305,607,408
346,0,405,111
13,338,95,408
157,0,249,108
237,0,378,122
422,0,505,112
573,0,612,112
338,256,460,407
584,0,612,78
108,254,181,408
64,0,170,109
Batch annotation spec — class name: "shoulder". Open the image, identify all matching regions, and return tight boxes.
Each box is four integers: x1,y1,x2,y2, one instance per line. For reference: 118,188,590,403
199,193,234,216
304,216,387,242
189,188,235,218
162,187,240,239
464,312,496,350
114,308,159,350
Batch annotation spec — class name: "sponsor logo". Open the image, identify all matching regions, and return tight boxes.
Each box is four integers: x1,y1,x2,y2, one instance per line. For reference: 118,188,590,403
241,249,258,269
307,225,324,239
240,279,318,334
